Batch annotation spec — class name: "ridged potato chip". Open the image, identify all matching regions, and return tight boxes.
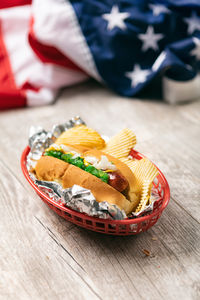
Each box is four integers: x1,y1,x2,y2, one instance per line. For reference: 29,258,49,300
134,158,158,192
103,128,137,159
56,125,105,149
135,180,151,213
130,158,159,212
103,127,157,213
120,157,138,173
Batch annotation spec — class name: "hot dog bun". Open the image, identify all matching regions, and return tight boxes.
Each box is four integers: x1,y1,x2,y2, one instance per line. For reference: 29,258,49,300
83,149,135,186
83,149,139,211
35,156,68,181
62,164,132,213
34,146,138,214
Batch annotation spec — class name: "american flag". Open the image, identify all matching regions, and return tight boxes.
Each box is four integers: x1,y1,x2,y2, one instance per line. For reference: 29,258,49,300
0,0,200,109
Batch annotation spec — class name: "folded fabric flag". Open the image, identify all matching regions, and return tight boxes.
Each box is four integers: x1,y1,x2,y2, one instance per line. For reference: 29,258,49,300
0,0,200,109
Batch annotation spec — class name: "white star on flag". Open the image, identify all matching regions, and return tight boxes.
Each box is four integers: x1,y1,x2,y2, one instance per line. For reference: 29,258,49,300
190,37,200,60
102,5,130,31
184,11,200,34
149,4,170,16
138,26,164,52
125,65,151,87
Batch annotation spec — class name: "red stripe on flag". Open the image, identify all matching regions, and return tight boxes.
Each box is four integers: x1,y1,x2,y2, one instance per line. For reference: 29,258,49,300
0,90,26,110
0,0,32,9
0,20,26,109
0,22,16,90
22,81,40,92
28,17,85,73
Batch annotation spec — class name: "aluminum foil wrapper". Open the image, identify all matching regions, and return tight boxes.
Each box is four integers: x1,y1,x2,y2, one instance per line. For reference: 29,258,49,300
26,116,159,220
27,116,85,169
36,181,126,220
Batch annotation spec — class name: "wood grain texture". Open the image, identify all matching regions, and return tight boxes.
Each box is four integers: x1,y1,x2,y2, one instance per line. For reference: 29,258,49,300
0,81,200,300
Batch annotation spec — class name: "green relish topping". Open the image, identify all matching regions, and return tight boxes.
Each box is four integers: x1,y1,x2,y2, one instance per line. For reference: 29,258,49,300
44,150,109,183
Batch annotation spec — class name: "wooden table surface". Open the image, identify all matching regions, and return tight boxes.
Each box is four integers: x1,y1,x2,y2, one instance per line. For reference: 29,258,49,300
1,81,200,300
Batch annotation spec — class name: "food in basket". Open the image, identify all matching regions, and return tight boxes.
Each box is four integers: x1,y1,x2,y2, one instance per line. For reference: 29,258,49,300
56,125,105,149
32,124,158,216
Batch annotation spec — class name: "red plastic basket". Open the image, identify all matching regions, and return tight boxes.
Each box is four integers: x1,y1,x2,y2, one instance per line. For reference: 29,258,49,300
21,146,170,235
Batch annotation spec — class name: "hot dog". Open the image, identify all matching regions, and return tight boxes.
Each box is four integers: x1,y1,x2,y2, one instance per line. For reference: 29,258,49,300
34,144,138,214
108,170,128,192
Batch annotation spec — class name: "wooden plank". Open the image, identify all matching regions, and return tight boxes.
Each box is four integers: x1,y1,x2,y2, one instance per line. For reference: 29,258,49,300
0,160,102,300
1,156,199,300
0,81,200,299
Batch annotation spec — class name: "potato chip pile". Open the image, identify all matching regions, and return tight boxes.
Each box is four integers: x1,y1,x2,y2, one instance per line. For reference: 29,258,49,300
55,125,158,214
56,125,105,149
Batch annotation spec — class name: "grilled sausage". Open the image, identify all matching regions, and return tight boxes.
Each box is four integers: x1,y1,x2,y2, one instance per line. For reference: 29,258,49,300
108,170,129,192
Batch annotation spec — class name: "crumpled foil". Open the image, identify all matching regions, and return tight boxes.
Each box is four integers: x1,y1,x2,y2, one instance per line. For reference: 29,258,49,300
27,116,86,168
27,116,126,220
27,116,159,220
36,181,126,220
